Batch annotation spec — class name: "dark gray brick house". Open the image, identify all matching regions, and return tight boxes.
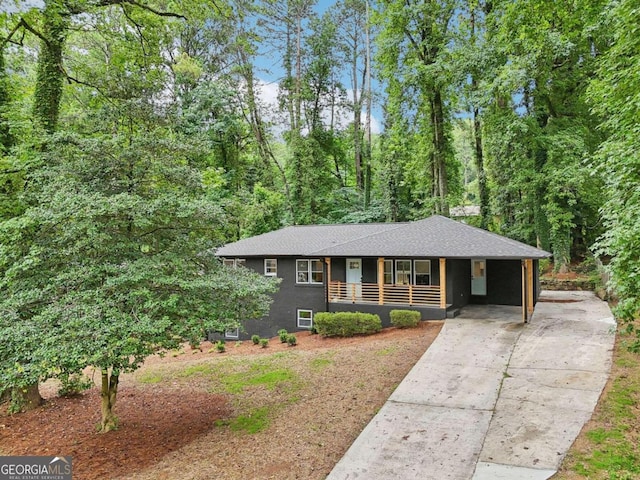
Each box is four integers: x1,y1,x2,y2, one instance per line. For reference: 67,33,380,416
216,215,550,340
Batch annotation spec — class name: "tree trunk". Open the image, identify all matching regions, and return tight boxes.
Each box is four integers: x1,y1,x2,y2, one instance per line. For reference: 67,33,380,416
34,1,68,134
100,368,119,432
473,107,490,229
469,6,489,229
431,90,449,216
364,0,372,207
352,20,363,190
0,48,14,151
9,383,42,412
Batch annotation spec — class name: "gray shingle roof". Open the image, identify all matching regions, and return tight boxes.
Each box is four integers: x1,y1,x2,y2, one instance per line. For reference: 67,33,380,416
217,215,551,259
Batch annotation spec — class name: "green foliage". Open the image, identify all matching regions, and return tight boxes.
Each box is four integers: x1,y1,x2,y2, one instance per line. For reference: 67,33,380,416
251,335,260,345
58,373,93,397
138,372,163,384
286,334,297,346
314,312,382,337
229,406,271,434
588,0,640,331
390,310,421,329
215,341,226,353
259,338,269,348
278,329,289,343
0,129,278,396
569,377,640,477
310,357,333,371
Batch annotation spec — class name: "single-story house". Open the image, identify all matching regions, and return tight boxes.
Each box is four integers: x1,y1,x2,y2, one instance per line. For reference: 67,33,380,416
216,215,550,340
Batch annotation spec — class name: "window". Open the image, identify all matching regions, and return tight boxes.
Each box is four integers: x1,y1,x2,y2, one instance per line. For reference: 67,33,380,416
414,260,431,285
383,260,393,284
296,259,324,284
224,327,239,339
395,260,412,285
264,259,278,276
297,309,313,328
223,258,246,268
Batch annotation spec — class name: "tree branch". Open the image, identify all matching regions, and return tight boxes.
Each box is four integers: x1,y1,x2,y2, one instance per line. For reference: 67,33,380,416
1,18,50,50
82,0,186,20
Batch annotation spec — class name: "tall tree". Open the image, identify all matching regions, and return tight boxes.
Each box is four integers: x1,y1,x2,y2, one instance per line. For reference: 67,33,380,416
588,0,640,331
483,0,605,269
0,129,278,430
376,0,459,218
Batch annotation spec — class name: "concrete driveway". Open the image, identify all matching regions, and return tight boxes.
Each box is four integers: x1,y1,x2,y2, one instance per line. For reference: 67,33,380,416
326,291,616,480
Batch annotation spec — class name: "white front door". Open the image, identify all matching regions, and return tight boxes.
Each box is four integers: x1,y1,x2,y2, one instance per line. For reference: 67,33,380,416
346,258,362,298
471,259,487,296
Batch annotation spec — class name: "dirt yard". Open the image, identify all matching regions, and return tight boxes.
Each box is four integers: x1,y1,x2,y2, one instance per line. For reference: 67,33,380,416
0,321,442,480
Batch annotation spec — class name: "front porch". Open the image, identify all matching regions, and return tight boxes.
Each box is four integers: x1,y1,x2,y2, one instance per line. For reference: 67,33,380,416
325,257,448,310
328,281,442,307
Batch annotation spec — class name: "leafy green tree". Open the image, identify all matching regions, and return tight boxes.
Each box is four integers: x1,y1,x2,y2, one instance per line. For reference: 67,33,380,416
482,0,605,269
375,0,460,217
588,0,640,331
0,130,278,430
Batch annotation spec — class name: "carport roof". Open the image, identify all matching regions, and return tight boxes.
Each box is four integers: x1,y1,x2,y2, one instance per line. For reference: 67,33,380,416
217,215,551,259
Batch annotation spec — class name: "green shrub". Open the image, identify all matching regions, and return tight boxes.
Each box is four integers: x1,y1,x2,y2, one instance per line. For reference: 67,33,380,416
215,341,226,353
286,334,297,346
314,312,382,337
390,310,421,329
251,334,260,345
259,338,269,348
58,373,93,397
278,329,289,343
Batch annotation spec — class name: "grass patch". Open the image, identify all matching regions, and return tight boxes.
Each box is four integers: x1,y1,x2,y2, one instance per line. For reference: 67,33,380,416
556,327,640,479
376,346,398,356
310,356,333,371
177,363,214,377
213,407,271,434
230,407,271,434
221,366,297,394
137,371,163,384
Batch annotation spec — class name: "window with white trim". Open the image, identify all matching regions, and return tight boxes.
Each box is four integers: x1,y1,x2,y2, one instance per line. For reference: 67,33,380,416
297,309,313,329
395,259,412,285
264,258,278,276
296,259,324,284
224,327,239,339
414,260,432,285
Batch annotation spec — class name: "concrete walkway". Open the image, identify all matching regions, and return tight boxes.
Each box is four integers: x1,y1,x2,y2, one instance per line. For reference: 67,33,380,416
326,291,616,480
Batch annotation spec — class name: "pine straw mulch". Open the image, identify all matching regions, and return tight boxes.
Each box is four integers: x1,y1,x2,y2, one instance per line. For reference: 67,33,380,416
0,321,443,480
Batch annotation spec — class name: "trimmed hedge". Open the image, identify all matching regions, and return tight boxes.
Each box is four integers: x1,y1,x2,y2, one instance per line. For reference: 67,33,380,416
314,312,382,337
390,309,421,329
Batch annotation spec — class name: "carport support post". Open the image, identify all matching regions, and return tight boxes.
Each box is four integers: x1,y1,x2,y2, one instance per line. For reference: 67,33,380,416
521,260,528,323
526,258,534,317
439,258,446,309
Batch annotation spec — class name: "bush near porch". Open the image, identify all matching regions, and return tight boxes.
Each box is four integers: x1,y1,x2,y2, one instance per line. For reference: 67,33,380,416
314,312,382,337
390,310,421,329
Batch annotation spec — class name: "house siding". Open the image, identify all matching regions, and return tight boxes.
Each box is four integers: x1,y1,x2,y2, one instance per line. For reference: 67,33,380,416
447,259,471,308
213,255,542,340
210,256,326,341
486,259,522,306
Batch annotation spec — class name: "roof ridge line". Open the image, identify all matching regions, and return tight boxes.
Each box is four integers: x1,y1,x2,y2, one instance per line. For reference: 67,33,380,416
309,222,409,256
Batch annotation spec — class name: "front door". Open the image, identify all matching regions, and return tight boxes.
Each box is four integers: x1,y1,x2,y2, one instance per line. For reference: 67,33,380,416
471,259,487,296
346,258,362,299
